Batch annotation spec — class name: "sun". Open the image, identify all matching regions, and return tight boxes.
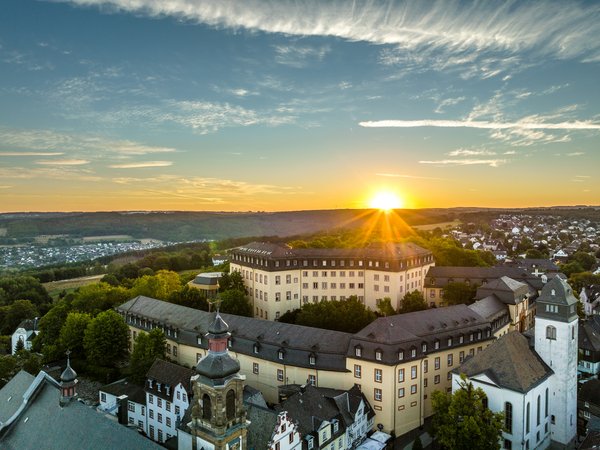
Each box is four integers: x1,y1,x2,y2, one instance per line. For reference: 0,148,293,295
369,191,403,211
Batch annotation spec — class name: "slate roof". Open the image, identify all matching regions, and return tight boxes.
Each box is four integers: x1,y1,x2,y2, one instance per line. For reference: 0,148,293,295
0,371,35,423
146,359,194,402
475,276,529,305
233,241,431,260
579,316,600,352
0,372,160,449
100,378,146,405
15,318,38,332
468,295,509,323
456,331,553,393
245,404,279,450
274,384,371,444
349,304,492,364
579,380,600,406
118,296,352,372
502,258,559,272
537,277,578,306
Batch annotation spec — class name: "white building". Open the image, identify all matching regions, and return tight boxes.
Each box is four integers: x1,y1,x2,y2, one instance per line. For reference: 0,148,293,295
229,242,434,320
145,359,193,444
453,277,578,449
98,378,147,431
11,318,39,354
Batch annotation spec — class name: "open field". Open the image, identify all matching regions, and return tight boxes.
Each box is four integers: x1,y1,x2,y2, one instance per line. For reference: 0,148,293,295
412,219,461,231
81,235,134,242
43,274,104,298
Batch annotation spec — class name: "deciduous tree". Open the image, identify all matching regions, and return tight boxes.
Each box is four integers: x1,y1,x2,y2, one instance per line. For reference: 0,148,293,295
83,310,128,368
399,291,428,313
129,328,166,383
442,282,477,305
432,375,504,450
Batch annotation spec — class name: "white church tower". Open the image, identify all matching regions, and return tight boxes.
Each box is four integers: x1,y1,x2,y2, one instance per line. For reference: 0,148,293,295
534,277,578,448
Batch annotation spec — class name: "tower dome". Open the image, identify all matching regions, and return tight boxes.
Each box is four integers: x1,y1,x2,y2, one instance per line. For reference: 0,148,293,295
195,312,240,384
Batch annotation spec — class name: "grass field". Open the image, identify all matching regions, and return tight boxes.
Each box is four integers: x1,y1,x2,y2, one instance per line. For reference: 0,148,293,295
412,219,461,231
43,275,104,298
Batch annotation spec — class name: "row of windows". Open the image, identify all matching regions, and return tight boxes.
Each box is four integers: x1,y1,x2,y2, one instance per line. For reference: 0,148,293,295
251,363,317,385
235,253,429,268
354,332,489,361
302,295,365,304
304,281,366,290
505,388,549,435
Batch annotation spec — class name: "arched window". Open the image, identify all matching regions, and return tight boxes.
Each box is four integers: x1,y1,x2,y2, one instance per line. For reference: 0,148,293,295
505,402,513,434
537,395,541,425
202,394,212,421
526,402,530,433
546,326,556,340
545,388,549,417
226,389,236,420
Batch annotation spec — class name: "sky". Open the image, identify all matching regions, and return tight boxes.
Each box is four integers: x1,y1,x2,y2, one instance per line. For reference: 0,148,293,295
0,0,599,212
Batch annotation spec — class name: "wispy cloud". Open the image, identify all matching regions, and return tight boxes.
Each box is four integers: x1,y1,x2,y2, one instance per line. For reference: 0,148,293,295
447,149,495,157
434,97,466,114
273,44,330,68
109,161,173,169
0,151,64,156
419,159,507,167
566,152,585,156
35,159,90,166
0,166,102,182
359,119,600,130
63,1,600,63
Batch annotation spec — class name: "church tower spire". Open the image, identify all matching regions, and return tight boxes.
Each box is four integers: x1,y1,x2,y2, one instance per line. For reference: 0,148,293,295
534,277,578,448
189,309,247,450
59,350,78,406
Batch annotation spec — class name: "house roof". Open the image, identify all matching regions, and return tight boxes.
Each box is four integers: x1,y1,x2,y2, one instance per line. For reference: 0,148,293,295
580,316,600,352
15,318,38,332
100,378,146,405
0,372,160,449
118,296,352,372
579,379,600,406
0,371,35,423
468,295,509,323
537,277,578,306
146,359,194,402
245,404,279,450
456,331,553,393
475,276,529,305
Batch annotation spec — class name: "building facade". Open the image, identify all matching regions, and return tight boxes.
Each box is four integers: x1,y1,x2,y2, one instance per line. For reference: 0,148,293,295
229,242,434,320
117,296,495,437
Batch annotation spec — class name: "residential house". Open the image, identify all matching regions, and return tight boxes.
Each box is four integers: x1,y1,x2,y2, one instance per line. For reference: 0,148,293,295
11,318,39,354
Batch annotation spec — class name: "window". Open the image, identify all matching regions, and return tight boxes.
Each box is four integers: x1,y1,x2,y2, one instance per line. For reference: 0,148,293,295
308,375,316,386
149,409,154,419
411,365,417,379
277,369,284,382
423,359,428,373
398,388,405,398
158,413,163,424
459,351,465,363
354,365,362,378
149,394,154,404
157,398,162,408
526,402,530,433
434,357,440,370
375,368,382,383
434,340,440,350
374,388,382,401
253,362,259,374
309,355,316,365
275,292,281,302
505,402,513,434
422,343,427,353
411,347,416,358
504,439,512,449
166,417,171,427
434,375,440,384
275,276,281,285
545,388,549,417
447,354,453,367
128,401,135,412
410,384,417,394
158,429,163,442
166,402,171,412
546,325,556,340
398,351,404,361
149,425,155,440
278,350,284,360
355,346,362,357
375,350,382,361
398,368,404,382
424,378,428,388
537,395,541,426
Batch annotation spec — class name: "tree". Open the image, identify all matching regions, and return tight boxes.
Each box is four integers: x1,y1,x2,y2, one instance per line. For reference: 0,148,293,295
129,328,166,383
131,270,181,300
442,282,477,305
571,251,596,271
399,291,428,314
59,312,91,360
376,297,396,316
295,296,377,333
569,272,600,293
1,299,38,335
559,261,585,278
525,248,544,259
83,310,129,368
219,289,253,317
70,282,130,315
219,271,246,293
34,300,71,360
432,375,504,450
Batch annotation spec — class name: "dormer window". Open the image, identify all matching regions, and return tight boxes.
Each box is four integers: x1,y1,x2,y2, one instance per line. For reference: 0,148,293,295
333,419,339,433
253,343,259,354
355,346,362,357
157,383,161,392
166,385,170,396
434,340,440,350
422,343,427,353
278,350,284,360
447,338,452,347
411,347,416,358
148,380,153,389
309,354,316,366
398,350,404,361
459,334,464,344
551,289,555,296
477,331,482,340
375,349,382,361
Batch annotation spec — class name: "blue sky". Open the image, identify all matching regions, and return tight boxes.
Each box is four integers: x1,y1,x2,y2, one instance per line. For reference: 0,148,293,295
1,0,599,211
